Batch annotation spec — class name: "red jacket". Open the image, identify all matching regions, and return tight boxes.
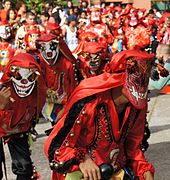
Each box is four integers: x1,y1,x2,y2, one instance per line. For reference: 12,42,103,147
40,54,77,105
44,72,154,180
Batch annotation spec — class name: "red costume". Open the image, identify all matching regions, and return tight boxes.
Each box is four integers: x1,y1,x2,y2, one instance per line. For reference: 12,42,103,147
0,20,15,77
123,10,150,50
0,53,45,137
44,50,155,180
36,34,78,124
79,7,113,45
157,13,170,44
0,53,46,179
77,41,108,78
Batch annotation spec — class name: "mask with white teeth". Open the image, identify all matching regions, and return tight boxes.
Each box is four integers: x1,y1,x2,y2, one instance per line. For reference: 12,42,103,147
10,66,40,98
85,52,102,74
123,57,153,109
38,39,59,66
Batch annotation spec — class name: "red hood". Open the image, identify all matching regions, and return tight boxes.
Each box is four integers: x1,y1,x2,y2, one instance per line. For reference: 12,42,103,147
1,53,41,83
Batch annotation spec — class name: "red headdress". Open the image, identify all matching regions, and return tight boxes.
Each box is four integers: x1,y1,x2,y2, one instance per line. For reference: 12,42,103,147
1,53,41,83
83,41,106,54
73,32,98,56
159,13,170,25
65,50,154,110
46,17,61,36
78,31,98,42
108,50,154,109
36,33,57,42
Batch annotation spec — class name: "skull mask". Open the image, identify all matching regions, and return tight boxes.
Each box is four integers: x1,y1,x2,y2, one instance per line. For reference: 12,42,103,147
10,66,40,98
0,25,12,40
36,34,59,66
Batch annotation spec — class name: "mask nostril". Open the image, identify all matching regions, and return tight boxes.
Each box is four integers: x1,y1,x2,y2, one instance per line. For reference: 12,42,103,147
21,79,28,84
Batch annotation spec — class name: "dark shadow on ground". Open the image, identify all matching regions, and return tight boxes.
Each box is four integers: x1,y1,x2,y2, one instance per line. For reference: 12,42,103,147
149,124,170,134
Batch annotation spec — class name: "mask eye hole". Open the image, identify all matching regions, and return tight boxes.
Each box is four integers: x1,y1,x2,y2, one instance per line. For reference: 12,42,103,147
12,71,22,80
28,72,37,82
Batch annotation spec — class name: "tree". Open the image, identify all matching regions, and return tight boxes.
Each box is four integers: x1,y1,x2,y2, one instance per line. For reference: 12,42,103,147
11,0,80,14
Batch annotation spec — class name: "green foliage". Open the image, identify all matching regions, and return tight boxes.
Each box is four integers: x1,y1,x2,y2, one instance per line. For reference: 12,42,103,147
11,0,80,14
23,0,44,14
11,0,44,14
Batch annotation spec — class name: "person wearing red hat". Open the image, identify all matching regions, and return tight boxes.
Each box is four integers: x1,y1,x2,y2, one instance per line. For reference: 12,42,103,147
80,6,114,46
0,53,46,180
45,16,77,65
44,50,155,180
24,25,41,53
123,9,150,51
36,33,78,125
0,20,15,78
15,12,45,52
77,41,109,79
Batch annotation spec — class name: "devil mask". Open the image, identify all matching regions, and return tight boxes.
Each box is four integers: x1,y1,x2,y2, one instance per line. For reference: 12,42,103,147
36,34,59,66
109,50,154,109
82,42,106,74
1,53,41,98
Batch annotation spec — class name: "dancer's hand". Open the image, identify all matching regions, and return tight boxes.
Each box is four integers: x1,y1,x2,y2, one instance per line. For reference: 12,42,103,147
143,171,154,180
0,87,11,110
79,154,101,180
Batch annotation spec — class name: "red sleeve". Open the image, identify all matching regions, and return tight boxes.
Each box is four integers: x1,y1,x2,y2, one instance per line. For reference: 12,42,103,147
44,101,88,174
0,110,13,137
125,106,154,179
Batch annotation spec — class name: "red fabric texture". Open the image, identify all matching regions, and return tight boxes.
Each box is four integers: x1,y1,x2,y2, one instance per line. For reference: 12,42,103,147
0,9,8,21
46,17,61,33
40,54,77,105
37,34,57,42
82,41,106,53
44,50,154,179
124,24,150,50
1,53,41,82
0,53,46,137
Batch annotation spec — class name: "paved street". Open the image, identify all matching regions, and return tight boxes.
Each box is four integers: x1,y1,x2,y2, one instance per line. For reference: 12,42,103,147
2,86,170,180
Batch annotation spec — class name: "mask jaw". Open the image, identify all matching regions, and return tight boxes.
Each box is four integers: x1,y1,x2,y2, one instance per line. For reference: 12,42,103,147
10,66,39,98
88,53,102,73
